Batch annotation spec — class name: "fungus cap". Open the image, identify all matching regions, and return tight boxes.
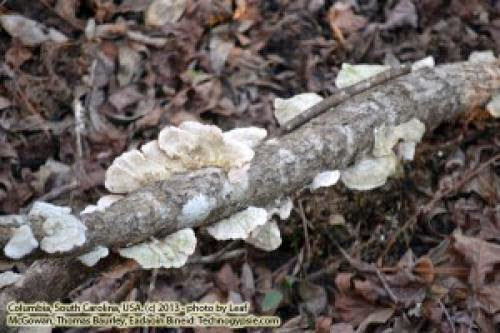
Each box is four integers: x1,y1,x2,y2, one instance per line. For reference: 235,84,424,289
335,63,390,89
341,155,398,191
4,225,39,259
273,93,323,126
207,207,268,240
78,246,109,267
118,228,196,269
246,221,282,251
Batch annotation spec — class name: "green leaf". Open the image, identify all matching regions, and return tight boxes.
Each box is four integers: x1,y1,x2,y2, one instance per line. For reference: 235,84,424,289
261,289,283,312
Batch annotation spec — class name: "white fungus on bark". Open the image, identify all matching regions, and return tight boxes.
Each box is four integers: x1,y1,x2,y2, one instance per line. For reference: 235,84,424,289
105,121,266,194
223,127,268,148
486,94,500,118
468,50,496,63
274,197,294,220
207,207,268,240
246,221,282,251
372,118,425,159
81,195,124,215
273,93,324,126
0,271,23,289
335,63,390,89
29,202,87,254
341,156,398,191
118,228,196,269
309,170,341,190
4,225,39,260
411,56,435,71
341,118,425,191
77,246,109,267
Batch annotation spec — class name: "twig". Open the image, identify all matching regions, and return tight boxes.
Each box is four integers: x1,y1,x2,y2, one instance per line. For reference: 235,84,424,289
188,241,243,264
375,267,398,304
282,65,412,132
439,299,456,333
306,259,341,281
36,181,79,202
297,200,312,273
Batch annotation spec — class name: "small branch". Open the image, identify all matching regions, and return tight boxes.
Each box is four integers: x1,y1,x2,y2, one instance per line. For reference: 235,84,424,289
281,65,411,132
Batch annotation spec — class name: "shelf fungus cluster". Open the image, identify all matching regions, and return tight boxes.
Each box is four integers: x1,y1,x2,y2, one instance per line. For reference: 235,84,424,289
206,202,289,252
4,201,90,265
273,60,430,193
105,121,267,193
79,121,276,269
341,118,425,190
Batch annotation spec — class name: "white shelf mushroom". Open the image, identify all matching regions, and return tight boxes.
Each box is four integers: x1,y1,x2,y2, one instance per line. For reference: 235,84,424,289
118,228,196,269
105,121,267,194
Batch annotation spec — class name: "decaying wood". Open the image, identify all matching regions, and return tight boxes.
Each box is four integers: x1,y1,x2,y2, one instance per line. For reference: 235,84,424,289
0,61,499,260
0,60,499,327
282,64,411,132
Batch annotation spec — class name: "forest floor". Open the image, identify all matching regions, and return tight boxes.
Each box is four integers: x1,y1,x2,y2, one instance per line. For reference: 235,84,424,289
1,0,500,332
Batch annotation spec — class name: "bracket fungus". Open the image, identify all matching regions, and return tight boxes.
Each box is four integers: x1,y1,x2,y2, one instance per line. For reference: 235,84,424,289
273,93,324,127
246,221,282,251
80,195,123,215
341,118,425,191
105,121,267,194
207,199,292,252
78,246,109,267
29,202,87,254
372,118,425,159
4,225,38,260
340,156,398,191
207,207,268,240
411,56,435,71
487,94,500,118
335,63,390,89
118,228,196,269
468,50,496,63
0,271,23,289
310,170,341,190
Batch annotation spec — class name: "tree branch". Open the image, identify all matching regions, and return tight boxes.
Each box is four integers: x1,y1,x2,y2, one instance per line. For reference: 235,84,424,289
0,61,498,261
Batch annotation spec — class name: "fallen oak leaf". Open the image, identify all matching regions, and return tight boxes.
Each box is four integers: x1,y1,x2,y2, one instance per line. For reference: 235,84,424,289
452,230,500,289
355,307,395,333
327,3,367,36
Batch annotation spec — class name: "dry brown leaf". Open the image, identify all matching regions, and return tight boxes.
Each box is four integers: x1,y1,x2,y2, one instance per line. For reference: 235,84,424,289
334,292,379,327
330,323,354,333
327,3,367,36
315,316,332,333
356,307,395,333
413,256,436,284
298,280,328,316
452,231,500,289
477,284,500,315
215,263,240,292
55,0,85,29
382,0,418,30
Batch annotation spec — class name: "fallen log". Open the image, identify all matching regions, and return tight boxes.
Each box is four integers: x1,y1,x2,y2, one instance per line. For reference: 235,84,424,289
2,60,499,259
0,60,499,326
